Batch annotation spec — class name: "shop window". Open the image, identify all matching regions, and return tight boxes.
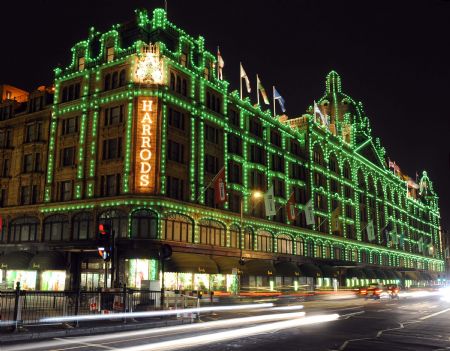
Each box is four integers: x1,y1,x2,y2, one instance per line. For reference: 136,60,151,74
316,242,323,258
73,212,94,240
131,209,158,239
199,219,226,247
306,240,314,257
162,213,193,243
334,246,342,260
276,234,292,254
324,243,331,259
256,230,273,252
44,215,70,241
99,210,128,238
9,217,39,242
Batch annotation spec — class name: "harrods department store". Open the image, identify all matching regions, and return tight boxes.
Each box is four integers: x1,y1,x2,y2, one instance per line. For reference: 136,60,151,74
0,8,443,293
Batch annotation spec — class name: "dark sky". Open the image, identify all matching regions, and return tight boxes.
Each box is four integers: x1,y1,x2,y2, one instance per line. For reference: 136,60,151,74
1,0,448,229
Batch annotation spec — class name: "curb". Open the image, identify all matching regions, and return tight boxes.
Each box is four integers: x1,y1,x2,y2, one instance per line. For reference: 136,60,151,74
0,318,192,344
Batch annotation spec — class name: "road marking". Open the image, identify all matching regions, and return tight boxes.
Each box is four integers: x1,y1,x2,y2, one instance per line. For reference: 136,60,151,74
53,338,117,350
419,308,450,320
339,311,365,319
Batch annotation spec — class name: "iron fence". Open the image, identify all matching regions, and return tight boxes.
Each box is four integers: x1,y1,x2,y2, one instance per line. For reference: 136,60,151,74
0,283,162,328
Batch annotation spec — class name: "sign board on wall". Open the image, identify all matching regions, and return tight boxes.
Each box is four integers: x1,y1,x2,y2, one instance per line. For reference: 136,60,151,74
135,97,158,193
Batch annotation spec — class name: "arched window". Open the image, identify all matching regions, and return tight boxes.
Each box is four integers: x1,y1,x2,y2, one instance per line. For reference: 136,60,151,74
62,86,68,102
73,212,94,240
343,161,351,180
199,219,226,246
329,153,339,174
229,224,240,248
357,170,366,189
44,215,69,241
361,250,369,263
99,210,128,239
256,230,273,252
111,71,119,89
368,176,375,195
182,79,187,96
216,97,221,113
352,248,358,262
119,69,126,87
162,213,193,243
104,74,111,91
373,252,380,265
170,72,176,91
324,243,331,259
244,227,253,250
295,237,304,256
313,144,324,166
333,245,342,260
377,180,384,198
316,242,323,258
176,76,181,93
306,240,314,257
9,217,39,242
276,234,292,254
131,210,157,239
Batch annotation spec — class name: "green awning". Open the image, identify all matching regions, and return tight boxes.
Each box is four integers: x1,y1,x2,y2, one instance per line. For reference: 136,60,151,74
374,269,387,280
275,261,301,277
405,271,419,281
165,253,219,274
393,271,403,280
0,251,33,270
362,268,377,279
245,260,276,276
29,252,66,270
383,270,397,280
213,256,246,275
299,263,322,278
319,264,337,278
345,268,365,279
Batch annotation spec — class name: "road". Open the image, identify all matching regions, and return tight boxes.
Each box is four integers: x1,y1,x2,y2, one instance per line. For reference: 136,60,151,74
4,292,450,351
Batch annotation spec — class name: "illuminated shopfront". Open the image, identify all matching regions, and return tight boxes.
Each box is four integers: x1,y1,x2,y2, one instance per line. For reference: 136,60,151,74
163,271,236,293
6,270,37,290
126,258,158,288
40,271,66,291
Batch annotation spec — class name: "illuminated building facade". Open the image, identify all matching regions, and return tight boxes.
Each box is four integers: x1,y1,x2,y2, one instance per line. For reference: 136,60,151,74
0,8,444,292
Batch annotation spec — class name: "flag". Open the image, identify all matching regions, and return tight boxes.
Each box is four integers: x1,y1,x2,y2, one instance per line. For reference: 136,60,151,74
240,63,251,93
367,220,375,241
399,233,405,247
314,101,327,126
213,167,227,204
418,237,423,253
257,75,270,105
304,198,315,226
217,47,224,80
382,222,392,246
388,158,395,170
264,186,276,216
331,206,340,232
286,192,296,221
392,232,398,245
273,87,286,113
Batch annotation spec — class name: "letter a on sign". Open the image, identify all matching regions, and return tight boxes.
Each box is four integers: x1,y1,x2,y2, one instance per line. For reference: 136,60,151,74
214,167,227,204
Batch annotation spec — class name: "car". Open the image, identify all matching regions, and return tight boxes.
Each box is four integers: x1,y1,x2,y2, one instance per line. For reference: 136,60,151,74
386,284,400,299
357,284,391,300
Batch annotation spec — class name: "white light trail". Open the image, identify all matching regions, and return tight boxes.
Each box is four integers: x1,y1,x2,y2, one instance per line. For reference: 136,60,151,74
39,303,274,323
5,312,306,351
270,305,304,311
120,314,340,351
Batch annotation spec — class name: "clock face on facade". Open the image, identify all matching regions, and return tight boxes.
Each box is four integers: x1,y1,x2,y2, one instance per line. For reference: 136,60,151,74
135,45,163,84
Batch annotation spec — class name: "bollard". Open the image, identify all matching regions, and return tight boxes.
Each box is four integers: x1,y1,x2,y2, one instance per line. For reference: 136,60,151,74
12,282,21,331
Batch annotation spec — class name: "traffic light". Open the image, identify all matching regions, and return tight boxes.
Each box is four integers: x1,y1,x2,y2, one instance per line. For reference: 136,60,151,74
97,221,111,260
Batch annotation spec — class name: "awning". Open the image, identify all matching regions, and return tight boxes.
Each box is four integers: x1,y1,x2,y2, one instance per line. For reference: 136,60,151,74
275,261,301,277
245,260,276,276
419,272,432,281
405,271,419,281
122,247,159,259
345,268,365,279
299,263,322,278
393,271,403,280
213,256,246,275
319,264,337,278
0,251,33,270
165,253,219,274
383,270,397,280
374,269,387,280
29,252,66,270
362,268,377,279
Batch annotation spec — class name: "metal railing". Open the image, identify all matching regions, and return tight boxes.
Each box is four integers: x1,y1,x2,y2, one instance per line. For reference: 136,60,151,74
0,283,164,329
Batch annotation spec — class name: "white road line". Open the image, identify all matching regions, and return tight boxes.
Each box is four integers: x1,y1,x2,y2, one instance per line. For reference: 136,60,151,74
419,308,450,320
53,338,117,350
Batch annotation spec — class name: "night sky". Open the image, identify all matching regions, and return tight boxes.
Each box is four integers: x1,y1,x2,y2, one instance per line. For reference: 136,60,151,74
0,0,448,229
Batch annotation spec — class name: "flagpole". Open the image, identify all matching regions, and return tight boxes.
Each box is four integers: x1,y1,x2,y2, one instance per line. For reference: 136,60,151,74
195,166,225,202
217,46,220,80
239,62,242,100
272,86,276,116
256,75,260,106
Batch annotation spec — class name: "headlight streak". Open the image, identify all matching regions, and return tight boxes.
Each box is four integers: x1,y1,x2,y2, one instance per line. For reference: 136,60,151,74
119,314,340,351
269,305,304,311
5,312,306,351
39,303,274,323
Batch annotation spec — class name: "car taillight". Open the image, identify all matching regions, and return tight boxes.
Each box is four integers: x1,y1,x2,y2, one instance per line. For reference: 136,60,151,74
360,289,367,294
374,289,382,295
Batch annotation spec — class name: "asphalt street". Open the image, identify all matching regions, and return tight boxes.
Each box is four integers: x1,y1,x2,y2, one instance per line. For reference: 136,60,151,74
4,293,450,351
